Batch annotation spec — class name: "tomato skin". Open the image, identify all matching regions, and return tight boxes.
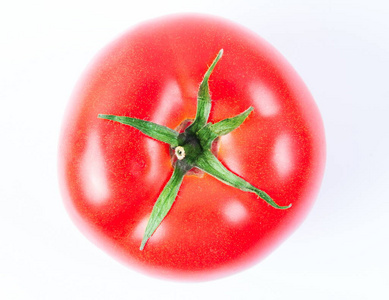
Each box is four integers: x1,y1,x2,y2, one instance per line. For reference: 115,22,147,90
59,14,325,280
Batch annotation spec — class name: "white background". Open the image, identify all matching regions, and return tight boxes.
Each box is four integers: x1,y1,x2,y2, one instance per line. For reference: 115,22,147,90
1,0,388,299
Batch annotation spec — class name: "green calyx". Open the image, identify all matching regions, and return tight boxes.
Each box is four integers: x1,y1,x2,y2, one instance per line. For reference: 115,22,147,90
98,49,291,250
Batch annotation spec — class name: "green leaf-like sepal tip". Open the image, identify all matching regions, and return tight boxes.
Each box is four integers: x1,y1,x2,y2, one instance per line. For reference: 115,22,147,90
195,151,291,210
98,114,179,147
98,50,291,250
140,167,185,250
186,49,223,135
197,106,254,150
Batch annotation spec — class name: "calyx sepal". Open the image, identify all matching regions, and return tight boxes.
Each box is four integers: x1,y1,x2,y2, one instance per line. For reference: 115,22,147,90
98,49,291,250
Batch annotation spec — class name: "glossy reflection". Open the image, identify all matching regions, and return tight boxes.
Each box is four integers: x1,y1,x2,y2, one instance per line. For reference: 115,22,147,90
219,134,244,175
80,131,110,204
151,80,182,125
250,82,280,117
223,200,247,224
273,134,294,178
146,81,182,182
133,216,166,243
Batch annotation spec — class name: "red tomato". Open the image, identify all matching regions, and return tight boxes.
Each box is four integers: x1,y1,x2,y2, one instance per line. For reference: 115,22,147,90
59,14,325,280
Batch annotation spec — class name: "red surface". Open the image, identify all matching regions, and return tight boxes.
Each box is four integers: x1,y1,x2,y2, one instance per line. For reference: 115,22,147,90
59,14,325,280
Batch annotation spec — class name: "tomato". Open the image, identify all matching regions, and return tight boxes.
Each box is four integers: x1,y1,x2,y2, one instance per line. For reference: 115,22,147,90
59,14,325,281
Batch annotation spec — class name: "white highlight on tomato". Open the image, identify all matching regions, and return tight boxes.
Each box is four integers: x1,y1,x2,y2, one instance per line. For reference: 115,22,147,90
146,81,182,182
273,134,293,177
219,134,244,176
81,131,110,204
250,82,280,117
152,80,182,125
223,200,247,223
133,216,166,242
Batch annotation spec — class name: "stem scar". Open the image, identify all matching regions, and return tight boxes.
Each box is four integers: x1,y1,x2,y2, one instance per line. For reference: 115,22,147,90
175,146,186,160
